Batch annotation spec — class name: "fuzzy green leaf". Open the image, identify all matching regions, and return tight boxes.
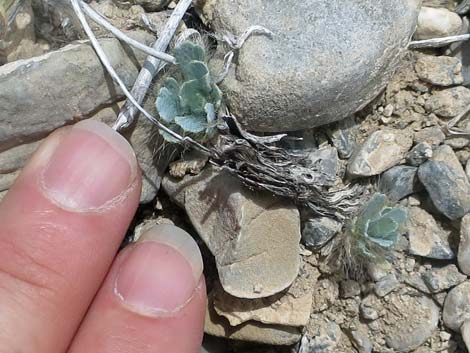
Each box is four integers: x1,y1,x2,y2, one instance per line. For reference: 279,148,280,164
380,207,407,224
164,77,180,95
174,42,205,66
367,217,398,240
174,114,207,133
180,80,207,113
181,60,209,81
156,87,180,123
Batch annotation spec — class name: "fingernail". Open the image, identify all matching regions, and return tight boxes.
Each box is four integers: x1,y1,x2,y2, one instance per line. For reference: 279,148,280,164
41,120,137,211
115,224,203,315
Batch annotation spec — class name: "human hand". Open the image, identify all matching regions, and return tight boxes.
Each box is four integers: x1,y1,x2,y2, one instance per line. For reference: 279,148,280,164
0,120,206,352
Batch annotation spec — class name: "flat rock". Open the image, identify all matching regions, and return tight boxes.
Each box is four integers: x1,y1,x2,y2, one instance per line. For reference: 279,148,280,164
443,281,470,331
198,0,419,132
406,207,455,259
348,129,412,177
422,264,467,293
381,290,440,351
415,55,463,86
379,165,422,202
0,96,168,204
413,126,446,147
374,274,400,297
302,217,342,249
205,297,301,345
418,145,470,220
0,33,152,151
414,7,463,40
163,167,301,299
213,282,313,327
458,214,470,275
425,86,470,118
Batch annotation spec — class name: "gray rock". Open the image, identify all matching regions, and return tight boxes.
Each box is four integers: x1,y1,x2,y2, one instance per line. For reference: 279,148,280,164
406,142,433,166
360,295,381,321
415,55,464,86
413,126,446,147
0,33,152,151
379,165,422,202
302,217,342,249
298,318,342,353
425,86,470,118
443,281,470,331
349,331,372,353
422,264,467,293
163,167,300,299
129,0,171,11
458,214,470,275
467,159,470,179
339,280,361,299
326,117,357,159
404,273,431,294
382,291,440,351
418,145,470,220
445,137,470,149
414,7,463,40
348,129,412,177
462,320,470,353
198,0,419,132
306,147,339,187
406,207,455,259
374,274,400,297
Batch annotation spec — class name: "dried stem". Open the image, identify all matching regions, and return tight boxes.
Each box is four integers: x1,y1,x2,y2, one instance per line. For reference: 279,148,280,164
457,0,470,14
80,2,176,64
114,0,193,130
70,0,212,155
408,34,470,49
445,105,470,138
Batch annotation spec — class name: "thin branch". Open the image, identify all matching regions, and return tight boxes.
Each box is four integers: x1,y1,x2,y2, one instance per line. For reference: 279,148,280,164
80,2,176,64
408,34,470,49
114,0,192,130
70,0,212,155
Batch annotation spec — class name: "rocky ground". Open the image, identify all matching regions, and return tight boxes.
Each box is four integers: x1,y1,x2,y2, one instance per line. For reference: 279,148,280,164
2,0,470,352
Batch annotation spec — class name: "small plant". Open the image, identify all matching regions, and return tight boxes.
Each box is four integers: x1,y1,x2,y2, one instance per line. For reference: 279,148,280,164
350,193,407,259
156,41,222,143
331,193,407,278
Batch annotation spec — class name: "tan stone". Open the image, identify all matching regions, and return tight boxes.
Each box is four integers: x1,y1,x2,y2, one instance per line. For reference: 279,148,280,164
163,167,301,299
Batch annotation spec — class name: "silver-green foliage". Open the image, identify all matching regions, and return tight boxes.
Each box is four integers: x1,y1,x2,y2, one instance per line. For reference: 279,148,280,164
156,41,222,143
349,193,407,260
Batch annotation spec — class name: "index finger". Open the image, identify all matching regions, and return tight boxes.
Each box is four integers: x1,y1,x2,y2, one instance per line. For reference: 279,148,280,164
0,120,141,352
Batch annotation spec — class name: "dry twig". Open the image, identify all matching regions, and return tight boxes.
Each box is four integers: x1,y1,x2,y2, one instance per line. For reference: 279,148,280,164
70,0,211,154
409,34,470,49
445,105,470,138
114,0,192,130
80,2,176,64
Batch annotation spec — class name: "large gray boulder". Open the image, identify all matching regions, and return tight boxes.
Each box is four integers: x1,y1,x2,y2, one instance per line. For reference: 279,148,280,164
198,0,420,132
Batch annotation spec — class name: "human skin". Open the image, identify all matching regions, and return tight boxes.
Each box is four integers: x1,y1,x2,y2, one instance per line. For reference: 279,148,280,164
0,120,206,353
